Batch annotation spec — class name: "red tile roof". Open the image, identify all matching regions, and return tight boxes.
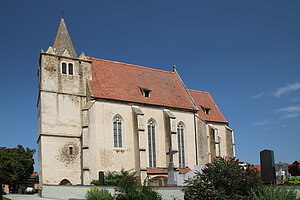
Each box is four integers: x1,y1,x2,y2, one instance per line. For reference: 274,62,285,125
147,168,191,174
88,57,196,110
253,165,261,172
188,89,228,123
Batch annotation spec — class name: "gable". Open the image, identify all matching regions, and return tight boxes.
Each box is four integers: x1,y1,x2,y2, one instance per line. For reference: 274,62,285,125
88,57,196,111
188,89,228,123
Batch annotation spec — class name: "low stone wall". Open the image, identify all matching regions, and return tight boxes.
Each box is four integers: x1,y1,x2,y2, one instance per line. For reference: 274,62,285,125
42,185,184,200
41,184,300,199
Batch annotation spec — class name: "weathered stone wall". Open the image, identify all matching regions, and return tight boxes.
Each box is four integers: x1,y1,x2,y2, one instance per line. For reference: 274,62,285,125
39,53,92,96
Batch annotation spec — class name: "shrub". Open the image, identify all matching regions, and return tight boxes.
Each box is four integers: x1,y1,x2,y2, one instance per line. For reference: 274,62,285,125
111,169,162,200
250,186,300,200
88,169,162,200
85,187,114,200
283,177,300,184
90,179,100,185
183,157,262,200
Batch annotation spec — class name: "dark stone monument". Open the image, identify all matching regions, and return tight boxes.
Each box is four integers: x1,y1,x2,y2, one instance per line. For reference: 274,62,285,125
98,171,105,186
260,149,276,184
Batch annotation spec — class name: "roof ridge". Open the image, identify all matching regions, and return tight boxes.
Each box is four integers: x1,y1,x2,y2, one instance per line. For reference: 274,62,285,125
87,56,174,74
188,88,209,93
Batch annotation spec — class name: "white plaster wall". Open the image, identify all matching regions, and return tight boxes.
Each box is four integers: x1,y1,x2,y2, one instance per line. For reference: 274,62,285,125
40,92,85,137
169,110,197,169
40,136,81,185
87,101,137,181
86,100,197,182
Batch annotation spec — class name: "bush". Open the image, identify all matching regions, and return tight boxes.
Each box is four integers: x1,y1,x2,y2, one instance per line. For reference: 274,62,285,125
85,187,114,200
112,169,162,200
183,157,262,200
283,177,300,184
90,179,100,185
250,186,300,200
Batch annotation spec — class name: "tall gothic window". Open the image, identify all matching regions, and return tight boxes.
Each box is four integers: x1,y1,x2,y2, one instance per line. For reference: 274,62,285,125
148,119,156,168
113,115,122,148
177,123,185,168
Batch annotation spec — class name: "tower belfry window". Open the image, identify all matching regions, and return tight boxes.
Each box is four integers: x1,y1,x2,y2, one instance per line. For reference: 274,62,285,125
61,62,67,74
68,63,73,75
61,61,74,76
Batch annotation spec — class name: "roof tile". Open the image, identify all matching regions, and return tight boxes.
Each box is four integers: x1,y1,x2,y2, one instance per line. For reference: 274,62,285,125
88,57,196,110
188,89,228,123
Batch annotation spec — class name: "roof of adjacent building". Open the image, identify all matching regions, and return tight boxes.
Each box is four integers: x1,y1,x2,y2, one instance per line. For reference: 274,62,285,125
188,89,228,123
88,57,197,111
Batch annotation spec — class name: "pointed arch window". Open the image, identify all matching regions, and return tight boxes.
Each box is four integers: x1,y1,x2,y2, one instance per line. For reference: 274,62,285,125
148,119,156,168
177,123,185,168
113,115,123,148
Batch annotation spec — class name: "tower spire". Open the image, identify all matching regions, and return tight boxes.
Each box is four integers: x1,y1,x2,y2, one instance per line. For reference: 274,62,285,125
53,18,77,57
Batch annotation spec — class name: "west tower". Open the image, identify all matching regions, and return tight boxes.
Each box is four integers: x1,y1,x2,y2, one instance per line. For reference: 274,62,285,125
38,18,92,185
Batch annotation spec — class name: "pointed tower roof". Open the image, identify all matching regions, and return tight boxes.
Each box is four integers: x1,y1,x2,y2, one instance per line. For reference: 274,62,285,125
53,18,77,57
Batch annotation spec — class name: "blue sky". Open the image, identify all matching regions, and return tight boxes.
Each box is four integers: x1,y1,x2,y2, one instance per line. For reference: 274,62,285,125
0,0,299,170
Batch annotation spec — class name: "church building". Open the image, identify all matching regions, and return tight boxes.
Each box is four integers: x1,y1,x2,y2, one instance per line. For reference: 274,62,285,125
37,18,235,187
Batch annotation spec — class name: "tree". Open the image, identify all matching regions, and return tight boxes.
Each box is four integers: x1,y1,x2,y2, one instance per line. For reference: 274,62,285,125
0,145,35,197
288,161,300,176
0,147,12,200
183,158,262,200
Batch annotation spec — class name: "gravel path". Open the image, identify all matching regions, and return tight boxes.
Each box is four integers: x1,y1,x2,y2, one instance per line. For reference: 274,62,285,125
5,194,65,200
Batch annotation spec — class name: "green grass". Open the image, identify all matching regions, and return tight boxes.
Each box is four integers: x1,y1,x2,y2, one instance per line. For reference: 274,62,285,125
3,196,11,200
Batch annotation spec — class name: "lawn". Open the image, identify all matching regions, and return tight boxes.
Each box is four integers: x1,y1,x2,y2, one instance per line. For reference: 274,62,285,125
2,196,11,200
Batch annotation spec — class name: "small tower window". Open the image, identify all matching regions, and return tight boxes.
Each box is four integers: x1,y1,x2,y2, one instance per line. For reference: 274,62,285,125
69,146,74,155
61,62,67,74
68,63,73,75
141,88,151,98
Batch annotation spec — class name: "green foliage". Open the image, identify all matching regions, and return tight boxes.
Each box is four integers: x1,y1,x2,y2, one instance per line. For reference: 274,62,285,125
183,157,262,200
283,177,300,184
105,169,138,187
0,145,35,193
89,169,162,200
85,187,114,200
288,163,300,176
250,186,300,200
90,179,100,185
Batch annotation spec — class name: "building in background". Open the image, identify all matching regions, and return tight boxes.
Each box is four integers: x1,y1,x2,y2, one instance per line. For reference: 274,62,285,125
37,18,235,189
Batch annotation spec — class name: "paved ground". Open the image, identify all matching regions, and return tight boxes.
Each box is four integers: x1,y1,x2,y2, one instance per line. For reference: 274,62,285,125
5,194,65,200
